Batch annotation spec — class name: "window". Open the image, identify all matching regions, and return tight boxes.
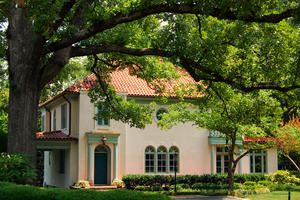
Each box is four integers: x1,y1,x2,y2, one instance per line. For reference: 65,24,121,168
41,115,45,131
216,147,229,174
53,110,56,130
97,105,110,126
59,150,65,174
169,146,179,172
61,104,67,129
155,108,168,121
144,145,180,173
250,150,267,173
157,146,167,173
145,146,155,173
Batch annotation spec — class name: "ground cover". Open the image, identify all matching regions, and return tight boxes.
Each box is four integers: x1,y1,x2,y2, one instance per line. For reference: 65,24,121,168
0,182,171,200
242,191,300,200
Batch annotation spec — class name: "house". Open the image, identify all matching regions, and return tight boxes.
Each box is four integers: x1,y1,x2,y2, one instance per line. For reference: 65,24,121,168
37,67,278,188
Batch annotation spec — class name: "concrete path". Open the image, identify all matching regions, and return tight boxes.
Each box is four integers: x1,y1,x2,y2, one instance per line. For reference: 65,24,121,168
171,195,248,200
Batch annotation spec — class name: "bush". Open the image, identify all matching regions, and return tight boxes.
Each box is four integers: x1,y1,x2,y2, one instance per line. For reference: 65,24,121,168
191,182,228,190
178,183,190,189
0,182,171,200
234,183,242,189
150,185,164,191
112,179,125,188
267,170,300,185
169,184,183,191
0,153,36,184
258,180,272,186
73,180,90,188
234,174,266,183
244,181,256,186
134,185,148,191
122,173,268,189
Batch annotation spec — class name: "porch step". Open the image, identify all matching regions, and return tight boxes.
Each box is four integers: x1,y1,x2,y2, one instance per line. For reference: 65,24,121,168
89,185,118,190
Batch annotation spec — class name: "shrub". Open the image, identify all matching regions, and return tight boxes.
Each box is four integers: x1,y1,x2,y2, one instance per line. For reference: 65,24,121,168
169,184,183,191
112,179,124,188
268,184,297,191
134,185,148,191
178,183,190,189
244,181,256,186
234,174,266,183
73,180,90,188
234,183,242,189
258,180,272,186
122,173,268,189
192,183,203,190
150,185,164,191
0,153,36,184
267,170,300,185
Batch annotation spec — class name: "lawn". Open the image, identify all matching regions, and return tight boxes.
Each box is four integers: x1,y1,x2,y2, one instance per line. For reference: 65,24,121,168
242,191,300,200
0,182,171,200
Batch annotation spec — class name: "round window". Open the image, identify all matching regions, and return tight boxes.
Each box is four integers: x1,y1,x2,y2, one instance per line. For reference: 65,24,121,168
156,108,168,121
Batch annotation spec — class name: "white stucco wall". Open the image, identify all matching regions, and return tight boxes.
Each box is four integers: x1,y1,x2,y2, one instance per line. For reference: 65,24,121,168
125,121,211,175
43,149,70,188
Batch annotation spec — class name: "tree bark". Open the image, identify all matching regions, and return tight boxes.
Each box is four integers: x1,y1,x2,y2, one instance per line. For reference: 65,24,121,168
285,154,300,172
7,3,42,169
227,135,236,192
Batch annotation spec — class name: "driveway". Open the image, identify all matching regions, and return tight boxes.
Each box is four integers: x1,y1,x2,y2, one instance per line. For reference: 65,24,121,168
171,195,247,200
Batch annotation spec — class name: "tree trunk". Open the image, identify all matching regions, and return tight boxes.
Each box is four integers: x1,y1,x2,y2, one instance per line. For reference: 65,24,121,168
227,135,237,192
285,154,300,172
7,4,42,169
228,149,235,192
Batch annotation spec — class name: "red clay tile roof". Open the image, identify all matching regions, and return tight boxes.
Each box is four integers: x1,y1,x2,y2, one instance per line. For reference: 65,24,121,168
67,67,198,97
36,130,77,141
40,67,199,107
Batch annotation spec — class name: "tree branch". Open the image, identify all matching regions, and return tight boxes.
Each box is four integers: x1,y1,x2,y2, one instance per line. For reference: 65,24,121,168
70,45,300,92
47,0,77,39
45,4,298,53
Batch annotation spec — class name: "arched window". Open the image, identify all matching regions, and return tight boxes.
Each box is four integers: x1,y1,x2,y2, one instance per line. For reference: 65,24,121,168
157,146,167,172
145,146,155,173
169,146,179,172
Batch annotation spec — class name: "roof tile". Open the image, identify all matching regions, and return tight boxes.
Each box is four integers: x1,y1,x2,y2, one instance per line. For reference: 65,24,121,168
36,130,77,141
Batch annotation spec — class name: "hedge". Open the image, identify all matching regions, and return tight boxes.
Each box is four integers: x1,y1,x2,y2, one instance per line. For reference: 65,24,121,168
0,182,171,200
0,153,36,184
122,174,267,189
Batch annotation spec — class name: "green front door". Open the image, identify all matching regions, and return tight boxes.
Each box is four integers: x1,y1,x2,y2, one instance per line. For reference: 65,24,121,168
94,145,108,185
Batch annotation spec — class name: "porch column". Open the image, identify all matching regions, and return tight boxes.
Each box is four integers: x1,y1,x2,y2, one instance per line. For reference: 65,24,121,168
211,144,215,174
88,143,92,181
239,147,242,173
113,143,118,180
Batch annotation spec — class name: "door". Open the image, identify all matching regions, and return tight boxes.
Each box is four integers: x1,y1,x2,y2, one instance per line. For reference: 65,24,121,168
94,146,108,185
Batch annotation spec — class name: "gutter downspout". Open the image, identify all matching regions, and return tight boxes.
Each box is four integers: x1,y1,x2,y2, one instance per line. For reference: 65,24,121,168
45,107,51,132
63,94,71,136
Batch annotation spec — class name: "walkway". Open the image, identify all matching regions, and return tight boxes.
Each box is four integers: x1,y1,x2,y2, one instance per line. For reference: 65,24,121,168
171,195,247,200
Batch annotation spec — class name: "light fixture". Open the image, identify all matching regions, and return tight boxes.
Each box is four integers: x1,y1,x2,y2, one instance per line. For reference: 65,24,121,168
101,137,107,144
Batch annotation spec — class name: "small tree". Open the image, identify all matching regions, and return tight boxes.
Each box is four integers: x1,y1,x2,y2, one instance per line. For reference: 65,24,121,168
157,84,282,191
275,117,300,171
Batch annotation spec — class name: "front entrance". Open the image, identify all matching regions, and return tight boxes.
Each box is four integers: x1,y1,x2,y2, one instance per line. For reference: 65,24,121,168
94,145,109,185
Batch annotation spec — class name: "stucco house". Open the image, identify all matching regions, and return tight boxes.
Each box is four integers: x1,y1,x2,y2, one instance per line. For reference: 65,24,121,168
37,67,278,188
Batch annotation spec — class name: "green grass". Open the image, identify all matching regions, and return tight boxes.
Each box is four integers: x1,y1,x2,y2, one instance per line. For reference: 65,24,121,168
0,182,171,200
242,191,300,200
